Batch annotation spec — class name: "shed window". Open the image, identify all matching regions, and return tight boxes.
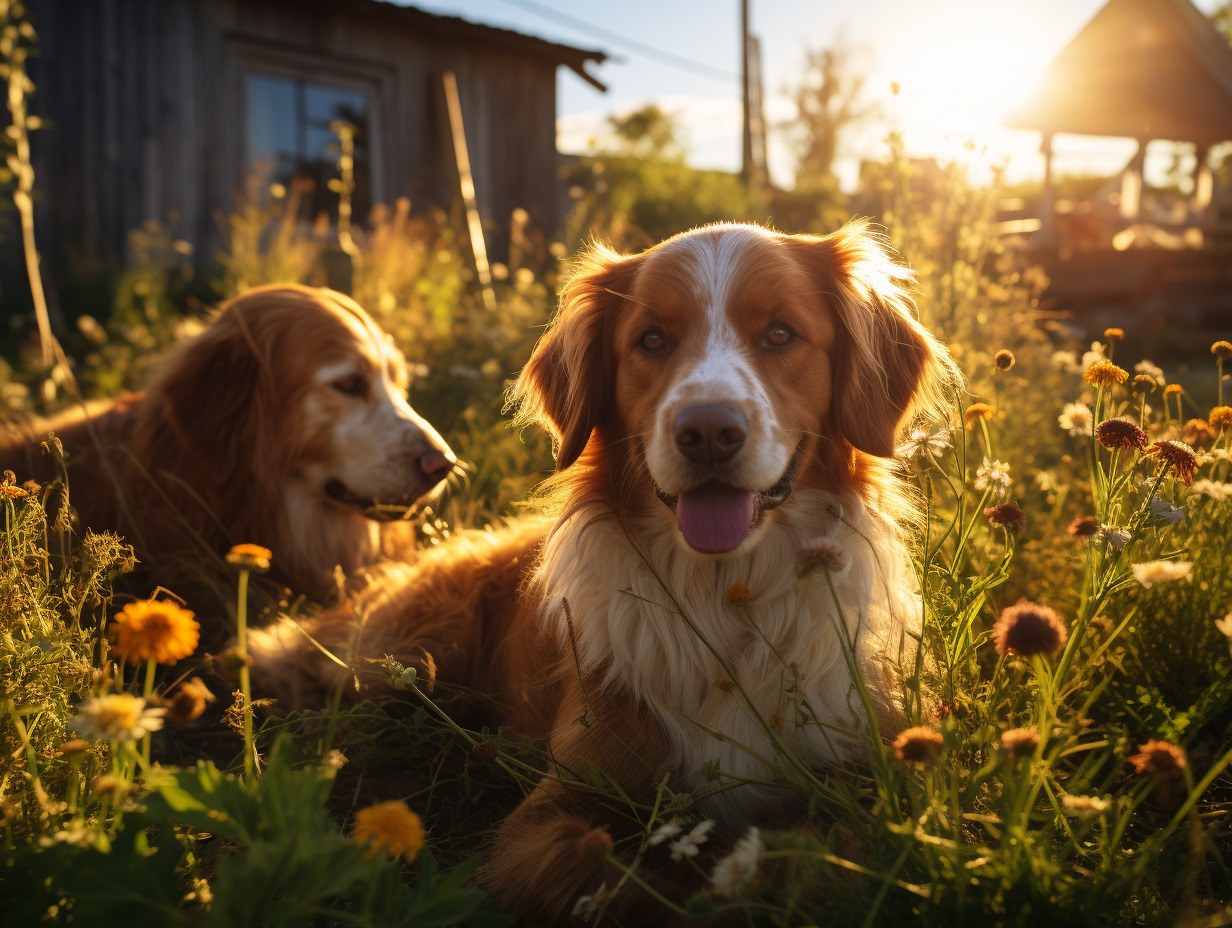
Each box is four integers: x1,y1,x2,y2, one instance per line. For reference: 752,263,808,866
245,72,374,223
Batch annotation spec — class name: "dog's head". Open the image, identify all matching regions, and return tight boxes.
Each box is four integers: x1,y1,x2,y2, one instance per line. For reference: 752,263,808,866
149,283,455,524
514,221,952,554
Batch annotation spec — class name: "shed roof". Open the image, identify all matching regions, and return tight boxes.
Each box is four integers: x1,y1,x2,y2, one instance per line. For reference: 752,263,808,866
1002,0,1232,144
307,0,609,90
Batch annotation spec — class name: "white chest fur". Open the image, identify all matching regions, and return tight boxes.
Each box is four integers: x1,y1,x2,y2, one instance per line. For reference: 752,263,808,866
536,489,918,824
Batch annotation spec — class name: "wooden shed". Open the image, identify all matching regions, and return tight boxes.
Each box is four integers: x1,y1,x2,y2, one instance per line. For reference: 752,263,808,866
23,0,605,281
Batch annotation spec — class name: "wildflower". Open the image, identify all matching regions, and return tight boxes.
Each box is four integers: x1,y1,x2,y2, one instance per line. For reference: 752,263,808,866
1163,383,1184,398
797,537,850,576
1192,479,1232,501
974,459,1012,498
1131,559,1192,588
109,599,200,665
70,694,165,742
226,543,272,573
1148,440,1198,484
726,582,753,606
1062,794,1112,816
58,739,90,756
963,403,996,429
472,740,499,762
1095,417,1147,451
1128,739,1187,778
1130,374,1157,395
1210,406,1232,431
993,349,1015,372
1080,341,1106,372
711,827,764,897
1215,612,1232,640
668,820,715,861
1095,525,1131,549
325,750,348,770
1083,360,1128,387
895,425,952,463
1182,419,1216,451
1058,402,1093,437
1135,360,1166,385
1103,327,1124,343
351,800,425,862
1000,727,1040,759
893,726,944,764
648,817,683,846
1067,515,1100,539
1212,340,1232,361
984,501,1026,532
576,827,613,863
1,483,25,499
164,677,215,724
1147,495,1186,527
992,602,1068,658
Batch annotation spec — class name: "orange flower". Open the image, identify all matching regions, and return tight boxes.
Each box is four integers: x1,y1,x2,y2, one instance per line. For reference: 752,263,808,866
1083,360,1128,387
1095,417,1147,451
963,403,996,429
1163,383,1184,397
1210,406,1232,431
1000,727,1040,759
984,502,1026,532
1148,440,1198,485
226,543,272,573
351,800,425,861
1128,739,1187,778
892,726,944,764
109,600,200,665
1212,340,1232,361
1103,327,1124,342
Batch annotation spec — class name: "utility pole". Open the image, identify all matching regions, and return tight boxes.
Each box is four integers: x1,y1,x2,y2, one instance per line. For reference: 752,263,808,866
740,0,766,190
740,0,753,185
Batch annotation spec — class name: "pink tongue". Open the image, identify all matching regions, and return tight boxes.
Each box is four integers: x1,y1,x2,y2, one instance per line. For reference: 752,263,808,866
675,483,755,553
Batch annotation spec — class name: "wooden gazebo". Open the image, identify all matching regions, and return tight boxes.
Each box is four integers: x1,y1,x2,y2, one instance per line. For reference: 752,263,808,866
1004,0,1232,247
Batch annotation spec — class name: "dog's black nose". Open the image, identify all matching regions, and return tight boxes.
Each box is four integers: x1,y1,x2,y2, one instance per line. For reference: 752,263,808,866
674,404,747,464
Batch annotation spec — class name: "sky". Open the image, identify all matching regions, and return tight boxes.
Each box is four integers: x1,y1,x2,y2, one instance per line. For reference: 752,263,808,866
409,0,1225,190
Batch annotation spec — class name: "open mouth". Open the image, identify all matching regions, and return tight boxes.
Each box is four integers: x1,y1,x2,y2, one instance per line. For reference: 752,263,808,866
653,443,802,554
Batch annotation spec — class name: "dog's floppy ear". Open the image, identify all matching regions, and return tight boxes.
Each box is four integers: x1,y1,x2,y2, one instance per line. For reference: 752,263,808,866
512,243,640,471
787,221,951,458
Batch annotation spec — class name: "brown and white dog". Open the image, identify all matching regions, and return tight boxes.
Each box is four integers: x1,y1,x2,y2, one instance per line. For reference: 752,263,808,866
250,222,955,920
0,283,455,608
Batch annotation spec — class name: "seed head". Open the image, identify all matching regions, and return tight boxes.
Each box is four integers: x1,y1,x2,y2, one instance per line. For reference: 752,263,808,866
1128,739,1187,778
1083,360,1128,387
1095,417,1147,451
993,349,1015,372
1130,374,1157,395
992,602,1068,658
1148,439,1198,484
1067,515,1100,539
984,501,1026,532
472,740,500,762
892,726,944,764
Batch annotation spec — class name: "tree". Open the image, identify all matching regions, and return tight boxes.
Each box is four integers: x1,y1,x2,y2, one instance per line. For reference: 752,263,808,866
785,36,878,190
607,104,685,161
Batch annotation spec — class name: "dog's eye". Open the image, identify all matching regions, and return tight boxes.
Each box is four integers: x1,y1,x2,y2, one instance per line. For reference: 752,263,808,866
331,374,367,397
638,329,667,354
765,324,795,348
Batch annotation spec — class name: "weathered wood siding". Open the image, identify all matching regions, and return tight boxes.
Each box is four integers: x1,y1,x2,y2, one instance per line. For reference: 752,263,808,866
26,0,565,277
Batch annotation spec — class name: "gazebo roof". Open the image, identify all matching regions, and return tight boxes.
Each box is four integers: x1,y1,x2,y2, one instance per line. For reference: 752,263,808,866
1003,0,1232,144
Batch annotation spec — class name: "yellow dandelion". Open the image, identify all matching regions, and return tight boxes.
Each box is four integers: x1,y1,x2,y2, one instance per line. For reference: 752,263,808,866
110,600,200,665
1211,406,1232,431
1083,360,1128,387
963,403,996,429
351,800,425,862
726,582,753,606
226,543,272,573
1212,340,1232,361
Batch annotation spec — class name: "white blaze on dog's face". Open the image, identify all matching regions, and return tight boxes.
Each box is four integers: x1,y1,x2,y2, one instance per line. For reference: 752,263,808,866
612,226,839,554
296,300,455,521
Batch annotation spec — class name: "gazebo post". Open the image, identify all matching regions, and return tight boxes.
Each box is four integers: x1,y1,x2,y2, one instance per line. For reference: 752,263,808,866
1039,132,1056,247
1120,137,1146,222
1192,144,1213,224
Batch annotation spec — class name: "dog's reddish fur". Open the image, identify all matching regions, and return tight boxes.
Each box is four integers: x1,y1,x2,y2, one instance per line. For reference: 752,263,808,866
1,284,451,613
251,223,953,921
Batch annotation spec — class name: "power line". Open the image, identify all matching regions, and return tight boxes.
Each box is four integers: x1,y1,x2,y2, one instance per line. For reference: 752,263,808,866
494,0,740,84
